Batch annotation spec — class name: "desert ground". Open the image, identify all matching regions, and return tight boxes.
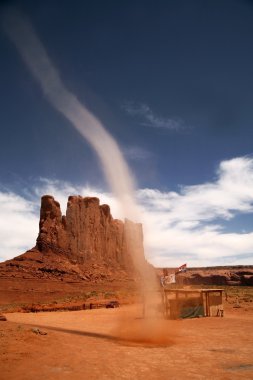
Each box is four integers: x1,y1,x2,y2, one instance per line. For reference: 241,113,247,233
1,289,253,380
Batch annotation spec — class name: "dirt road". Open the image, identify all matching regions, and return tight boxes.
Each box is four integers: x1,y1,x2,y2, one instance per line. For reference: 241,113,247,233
1,305,253,380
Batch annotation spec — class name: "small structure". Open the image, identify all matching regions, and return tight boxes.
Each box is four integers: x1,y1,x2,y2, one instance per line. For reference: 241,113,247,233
162,288,224,319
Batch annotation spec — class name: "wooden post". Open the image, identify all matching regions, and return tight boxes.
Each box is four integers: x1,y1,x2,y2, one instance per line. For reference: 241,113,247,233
201,291,206,316
205,291,208,316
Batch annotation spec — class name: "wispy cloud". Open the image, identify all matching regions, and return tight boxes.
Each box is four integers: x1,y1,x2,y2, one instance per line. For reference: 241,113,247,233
1,156,253,266
122,101,185,131
123,145,153,161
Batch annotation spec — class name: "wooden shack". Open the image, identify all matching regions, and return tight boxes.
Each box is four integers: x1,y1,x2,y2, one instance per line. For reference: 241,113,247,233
162,289,224,319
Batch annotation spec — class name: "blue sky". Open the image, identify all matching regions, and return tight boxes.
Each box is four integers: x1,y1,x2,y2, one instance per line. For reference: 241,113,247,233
0,0,253,266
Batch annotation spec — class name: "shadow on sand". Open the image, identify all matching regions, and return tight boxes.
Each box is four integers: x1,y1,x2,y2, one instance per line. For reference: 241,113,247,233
21,322,175,348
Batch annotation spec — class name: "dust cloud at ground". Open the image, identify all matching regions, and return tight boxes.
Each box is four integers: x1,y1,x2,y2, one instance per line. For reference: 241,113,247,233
113,316,176,347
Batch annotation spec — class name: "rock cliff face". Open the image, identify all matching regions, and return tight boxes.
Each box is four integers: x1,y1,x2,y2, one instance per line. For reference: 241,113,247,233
37,195,140,268
0,195,146,283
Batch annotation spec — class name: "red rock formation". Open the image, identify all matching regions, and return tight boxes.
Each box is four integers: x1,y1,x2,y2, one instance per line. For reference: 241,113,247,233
0,195,146,283
36,195,144,269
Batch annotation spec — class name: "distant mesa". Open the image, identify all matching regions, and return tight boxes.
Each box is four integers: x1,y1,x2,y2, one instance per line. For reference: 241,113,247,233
156,266,253,286
0,195,147,283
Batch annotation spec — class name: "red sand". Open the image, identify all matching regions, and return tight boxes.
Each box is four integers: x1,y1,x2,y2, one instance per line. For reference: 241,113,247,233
1,304,253,380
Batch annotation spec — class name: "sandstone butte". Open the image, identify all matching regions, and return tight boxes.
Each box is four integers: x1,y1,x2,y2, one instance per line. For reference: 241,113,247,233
0,195,149,284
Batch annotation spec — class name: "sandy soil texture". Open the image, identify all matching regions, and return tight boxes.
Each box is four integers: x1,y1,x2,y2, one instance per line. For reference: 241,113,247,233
1,305,253,380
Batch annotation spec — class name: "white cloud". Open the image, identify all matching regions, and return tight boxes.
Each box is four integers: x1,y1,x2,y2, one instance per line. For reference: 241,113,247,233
0,192,38,261
1,156,253,266
122,102,185,131
33,178,123,219
137,156,253,266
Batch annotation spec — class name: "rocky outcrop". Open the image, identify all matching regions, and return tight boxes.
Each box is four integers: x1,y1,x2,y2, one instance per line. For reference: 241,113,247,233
0,195,146,283
36,195,145,269
159,267,253,286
